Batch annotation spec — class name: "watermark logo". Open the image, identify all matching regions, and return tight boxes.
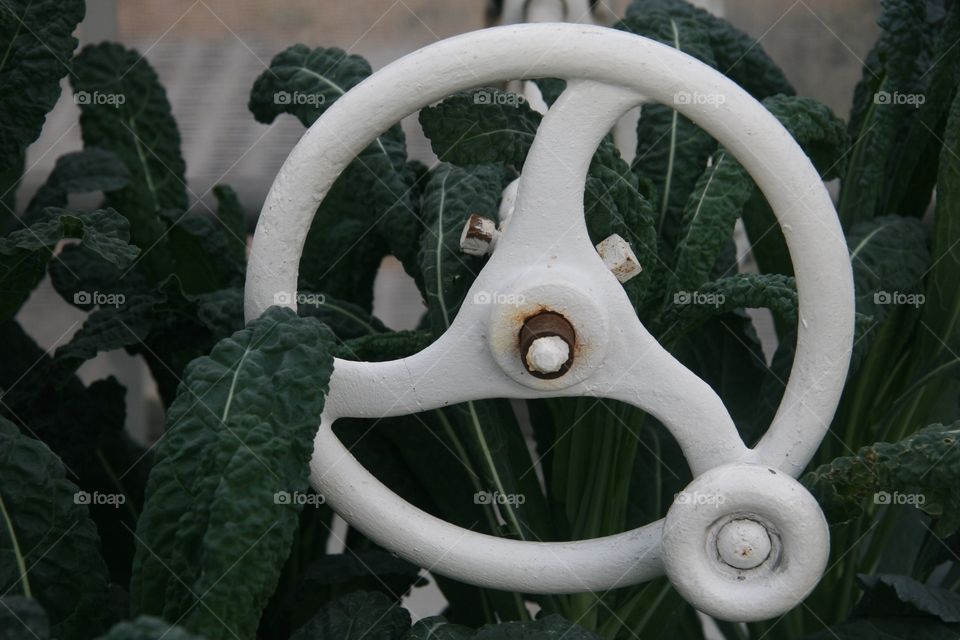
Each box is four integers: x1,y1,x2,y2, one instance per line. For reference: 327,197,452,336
74,90,126,108
273,91,326,107
474,490,526,506
472,290,525,306
674,90,726,107
674,490,726,507
473,89,525,107
874,491,925,506
273,291,326,307
274,490,326,507
74,290,125,308
874,91,925,108
673,290,725,308
874,290,924,308
74,491,126,508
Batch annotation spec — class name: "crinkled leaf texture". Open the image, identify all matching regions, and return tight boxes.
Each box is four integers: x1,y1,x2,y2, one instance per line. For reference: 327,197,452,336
659,273,798,339
419,89,540,168
0,207,139,267
417,163,502,333
0,207,139,321
25,147,130,217
71,42,187,256
131,307,337,640
840,0,939,227
0,417,111,639
298,293,390,342
337,329,433,362
616,11,718,252
248,45,371,128
625,0,794,99
804,421,960,535
0,0,84,184
249,45,420,308
291,591,411,640
672,149,752,291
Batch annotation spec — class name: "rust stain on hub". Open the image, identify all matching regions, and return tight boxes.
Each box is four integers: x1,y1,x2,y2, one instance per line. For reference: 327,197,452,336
518,311,576,379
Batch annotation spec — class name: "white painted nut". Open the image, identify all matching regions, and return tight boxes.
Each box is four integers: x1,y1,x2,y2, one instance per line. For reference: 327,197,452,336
525,336,570,375
595,233,642,283
662,464,829,621
460,213,499,256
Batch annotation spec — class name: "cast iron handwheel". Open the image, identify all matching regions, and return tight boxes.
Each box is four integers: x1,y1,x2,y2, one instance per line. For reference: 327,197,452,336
244,24,854,621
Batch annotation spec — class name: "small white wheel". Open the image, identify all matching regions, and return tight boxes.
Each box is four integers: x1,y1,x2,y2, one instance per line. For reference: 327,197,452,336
244,23,854,617
662,464,830,621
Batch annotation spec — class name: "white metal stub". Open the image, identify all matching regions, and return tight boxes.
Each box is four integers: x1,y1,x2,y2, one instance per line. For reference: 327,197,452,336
244,23,855,620
595,233,642,283
459,213,499,256
525,336,570,374
716,518,772,570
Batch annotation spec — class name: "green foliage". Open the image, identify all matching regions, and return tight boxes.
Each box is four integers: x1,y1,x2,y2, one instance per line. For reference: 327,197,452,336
130,308,337,640
671,150,752,290
26,148,131,216
625,0,794,99
804,422,960,535
0,207,139,320
840,0,952,226
846,215,929,321
419,89,540,168
616,10,718,252
0,417,112,638
249,44,420,309
290,591,410,640
417,163,502,332
0,0,85,209
0,0,958,638
71,42,187,260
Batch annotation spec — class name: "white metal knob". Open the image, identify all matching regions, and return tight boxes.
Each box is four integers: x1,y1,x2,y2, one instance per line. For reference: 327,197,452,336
716,518,771,570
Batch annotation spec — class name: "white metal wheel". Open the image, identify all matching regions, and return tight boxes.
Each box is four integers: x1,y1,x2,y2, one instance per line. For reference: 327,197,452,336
244,23,854,620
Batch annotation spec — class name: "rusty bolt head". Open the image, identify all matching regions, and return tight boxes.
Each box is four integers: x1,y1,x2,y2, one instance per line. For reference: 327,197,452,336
460,213,498,256
518,311,575,379
595,233,642,283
